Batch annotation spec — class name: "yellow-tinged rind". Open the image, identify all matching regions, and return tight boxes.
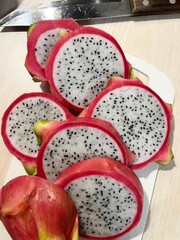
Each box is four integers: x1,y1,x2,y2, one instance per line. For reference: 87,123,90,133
129,66,134,79
38,229,66,240
27,23,37,36
33,119,54,145
23,162,37,176
157,148,174,166
70,215,79,240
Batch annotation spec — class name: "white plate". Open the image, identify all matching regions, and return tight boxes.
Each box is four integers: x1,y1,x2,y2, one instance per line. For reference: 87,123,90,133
0,55,174,240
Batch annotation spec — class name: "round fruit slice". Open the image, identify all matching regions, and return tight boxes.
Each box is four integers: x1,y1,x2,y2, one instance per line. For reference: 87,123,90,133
25,19,80,82
55,157,143,240
45,26,131,112
1,92,73,174
36,117,135,181
80,77,173,169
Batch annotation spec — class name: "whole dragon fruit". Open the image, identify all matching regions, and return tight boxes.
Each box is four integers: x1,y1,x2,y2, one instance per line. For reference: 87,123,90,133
35,117,135,181
1,92,73,175
25,19,80,82
45,26,131,112
80,77,173,169
0,175,78,240
55,157,143,240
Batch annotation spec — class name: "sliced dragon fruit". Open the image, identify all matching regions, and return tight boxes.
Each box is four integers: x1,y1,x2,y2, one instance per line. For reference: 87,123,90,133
55,157,143,239
36,117,135,181
45,26,131,112
80,77,173,169
1,92,73,175
25,19,80,82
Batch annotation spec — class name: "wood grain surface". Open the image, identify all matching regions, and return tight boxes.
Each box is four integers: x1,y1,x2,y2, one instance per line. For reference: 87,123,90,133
0,1,180,239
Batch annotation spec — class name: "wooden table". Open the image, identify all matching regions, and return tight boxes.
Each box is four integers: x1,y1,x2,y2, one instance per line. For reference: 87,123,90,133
0,2,180,239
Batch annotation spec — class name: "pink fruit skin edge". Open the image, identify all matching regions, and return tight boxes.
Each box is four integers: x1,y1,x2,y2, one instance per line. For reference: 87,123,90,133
1,92,73,173
45,26,131,112
0,175,78,240
80,77,173,169
25,19,81,82
55,157,143,240
36,117,135,180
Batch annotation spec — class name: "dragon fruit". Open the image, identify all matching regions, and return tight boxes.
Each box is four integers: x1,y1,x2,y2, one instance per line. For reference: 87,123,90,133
45,26,131,112
0,175,78,240
55,157,143,239
1,92,73,175
80,77,173,169
25,19,80,82
36,117,135,182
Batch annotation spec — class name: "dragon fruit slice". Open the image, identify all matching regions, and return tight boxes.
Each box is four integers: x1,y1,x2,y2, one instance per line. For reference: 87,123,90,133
25,19,80,82
1,92,73,175
36,117,135,181
45,26,131,112
0,175,78,240
55,157,143,239
80,77,173,169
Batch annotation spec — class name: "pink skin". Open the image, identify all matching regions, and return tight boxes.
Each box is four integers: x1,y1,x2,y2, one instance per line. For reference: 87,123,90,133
80,77,173,169
1,92,73,174
36,117,136,180
25,19,80,82
0,176,78,240
55,157,143,240
45,26,131,112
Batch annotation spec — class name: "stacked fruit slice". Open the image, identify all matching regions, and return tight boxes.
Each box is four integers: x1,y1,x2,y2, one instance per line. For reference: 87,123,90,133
34,117,135,181
55,157,143,240
1,92,73,174
25,18,80,82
